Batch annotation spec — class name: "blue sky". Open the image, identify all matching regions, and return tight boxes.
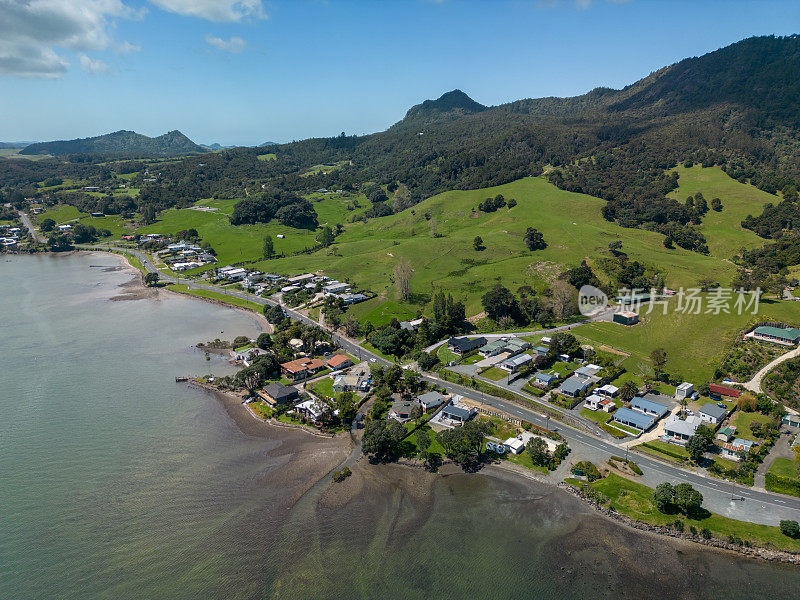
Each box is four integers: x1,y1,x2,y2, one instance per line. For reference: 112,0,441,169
2,0,799,146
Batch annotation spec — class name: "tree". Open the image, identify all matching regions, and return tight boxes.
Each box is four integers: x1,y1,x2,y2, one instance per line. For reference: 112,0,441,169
317,224,335,247
711,198,723,212
653,482,675,513
526,436,550,467
507,198,517,208
140,204,156,225
674,482,703,516
619,380,638,403
361,419,406,461
262,235,274,259
523,227,547,250
393,257,412,301
780,520,800,538
264,304,286,325
436,419,490,466
608,240,623,255
473,235,484,250
686,434,710,464
650,348,667,376
144,272,160,286
417,351,439,371
40,218,55,232
481,283,519,322
549,280,578,321
256,333,272,350
335,391,357,424
663,236,674,249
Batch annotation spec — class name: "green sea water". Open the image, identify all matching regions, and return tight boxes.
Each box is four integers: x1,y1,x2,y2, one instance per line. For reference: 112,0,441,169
1,253,799,600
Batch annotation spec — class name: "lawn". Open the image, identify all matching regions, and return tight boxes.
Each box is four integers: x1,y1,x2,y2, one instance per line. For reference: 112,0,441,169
580,407,613,424
36,205,86,224
731,411,773,442
589,473,800,552
635,440,689,463
436,344,460,365
310,377,336,400
502,451,549,474
165,283,263,313
480,366,509,381
768,457,798,479
345,297,417,328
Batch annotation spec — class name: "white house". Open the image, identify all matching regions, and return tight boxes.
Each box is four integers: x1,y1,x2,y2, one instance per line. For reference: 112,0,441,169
720,438,754,461
584,394,614,412
595,384,618,398
675,382,694,400
662,415,702,445
699,403,727,425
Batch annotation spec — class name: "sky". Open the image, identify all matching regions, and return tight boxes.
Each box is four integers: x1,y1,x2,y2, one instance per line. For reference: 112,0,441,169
1,0,799,146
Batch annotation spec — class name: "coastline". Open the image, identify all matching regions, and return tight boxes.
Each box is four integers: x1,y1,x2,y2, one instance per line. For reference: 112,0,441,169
89,249,800,567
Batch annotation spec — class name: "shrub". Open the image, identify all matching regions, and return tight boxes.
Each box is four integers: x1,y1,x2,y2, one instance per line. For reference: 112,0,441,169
331,467,352,483
780,520,800,538
700,528,712,539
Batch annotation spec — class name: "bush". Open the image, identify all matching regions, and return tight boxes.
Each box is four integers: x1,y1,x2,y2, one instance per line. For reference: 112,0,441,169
331,467,352,483
572,461,601,482
780,519,800,538
700,527,712,539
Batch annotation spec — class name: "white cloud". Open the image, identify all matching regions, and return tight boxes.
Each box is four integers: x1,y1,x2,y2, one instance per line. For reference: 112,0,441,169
79,52,110,74
0,0,134,77
150,0,266,22
117,41,141,54
205,34,246,53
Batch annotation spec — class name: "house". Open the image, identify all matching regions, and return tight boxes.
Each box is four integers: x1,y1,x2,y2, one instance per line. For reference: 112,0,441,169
339,293,368,305
333,373,369,393
612,311,639,326
389,400,416,422
448,336,486,356
663,415,703,445
629,397,670,419
574,364,602,377
532,345,549,357
675,382,694,400
501,353,533,373
280,357,326,381
417,391,445,411
294,398,328,422
400,318,424,331
516,431,558,452
478,337,530,358
479,339,509,357
751,325,800,345
288,338,304,350
709,383,741,399
699,403,727,425
287,273,316,285
281,285,301,293
533,372,558,387
56,224,72,231
258,383,299,407
540,336,552,345
558,375,593,398
325,354,353,370
504,437,526,454
716,426,735,442
721,438,755,461
324,281,350,295
596,384,618,398
613,407,657,432
782,414,800,428
440,403,476,425
584,394,614,412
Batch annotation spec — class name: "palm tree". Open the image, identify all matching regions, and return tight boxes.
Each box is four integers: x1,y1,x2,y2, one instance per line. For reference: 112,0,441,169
619,380,638,403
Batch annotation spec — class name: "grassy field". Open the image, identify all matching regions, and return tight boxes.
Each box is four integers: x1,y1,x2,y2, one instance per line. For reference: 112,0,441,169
767,457,798,479
731,411,773,442
166,283,263,312
589,473,800,552
480,367,509,381
258,176,749,315
344,297,417,328
36,205,86,224
667,165,774,259
569,297,800,382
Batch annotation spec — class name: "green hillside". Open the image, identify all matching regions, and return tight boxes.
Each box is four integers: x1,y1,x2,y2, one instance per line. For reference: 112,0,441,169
253,175,741,314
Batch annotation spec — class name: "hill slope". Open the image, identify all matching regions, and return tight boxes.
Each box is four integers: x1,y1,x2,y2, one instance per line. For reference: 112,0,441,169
20,130,207,157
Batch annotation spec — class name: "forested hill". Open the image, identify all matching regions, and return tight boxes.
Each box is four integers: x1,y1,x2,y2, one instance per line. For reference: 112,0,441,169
20,130,207,157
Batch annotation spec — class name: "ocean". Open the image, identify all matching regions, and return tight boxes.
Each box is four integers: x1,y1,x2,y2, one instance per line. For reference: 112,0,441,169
1,253,798,599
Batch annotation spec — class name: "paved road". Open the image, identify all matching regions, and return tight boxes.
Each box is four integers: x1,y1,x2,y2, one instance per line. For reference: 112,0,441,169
18,211,44,243
743,345,800,393
86,244,800,524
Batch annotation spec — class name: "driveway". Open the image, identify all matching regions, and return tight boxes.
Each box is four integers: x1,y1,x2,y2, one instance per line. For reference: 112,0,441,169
743,346,800,393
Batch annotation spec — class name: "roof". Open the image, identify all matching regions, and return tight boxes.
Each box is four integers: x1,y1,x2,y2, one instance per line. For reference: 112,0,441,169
504,437,525,451
417,391,445,407
699,403,727,419
480,339,507,352
534,346,549,353
505,338,530,351
614,407,656,430
718,426,735,436
441,404,473,420
597,384,618,394
559,376,591,394
709,383,742,398
754,325,800,341
281,357,325,373
574,364,601,377
326,354,351,368
449,336,485,351
295,399,327,418
504,353,533,367
676,382,694,391
630,397,670,416
664,415,702,437
391,400,416,414
535,372,557,383
262,382,298,402
724,438,754,451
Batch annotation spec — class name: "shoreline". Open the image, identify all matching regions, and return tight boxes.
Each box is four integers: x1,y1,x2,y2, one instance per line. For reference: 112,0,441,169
76,250,800,566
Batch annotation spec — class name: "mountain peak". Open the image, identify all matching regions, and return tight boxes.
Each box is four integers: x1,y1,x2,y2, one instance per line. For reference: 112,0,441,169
401,89,487,125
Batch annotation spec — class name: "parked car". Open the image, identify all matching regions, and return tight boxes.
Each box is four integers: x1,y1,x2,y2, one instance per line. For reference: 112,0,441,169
717,402,727,409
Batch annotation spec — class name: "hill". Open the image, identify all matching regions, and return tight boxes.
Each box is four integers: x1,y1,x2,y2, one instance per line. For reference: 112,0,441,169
20,130,207,157
397,89,487,127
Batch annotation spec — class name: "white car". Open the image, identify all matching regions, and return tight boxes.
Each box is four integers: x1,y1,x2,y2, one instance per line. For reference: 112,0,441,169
369,358,377,363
